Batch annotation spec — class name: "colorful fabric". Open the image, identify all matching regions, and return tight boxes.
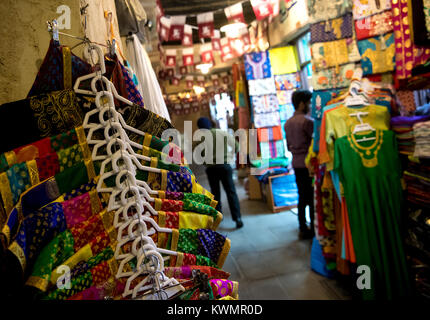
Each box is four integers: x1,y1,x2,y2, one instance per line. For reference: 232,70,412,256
9,202,67,273
354,10,394,40
62,191,102,227
357,33,395,75
164,266,230,280
274,73,300,91
307,0,352,23
244,51,272,80
248,78,277,96
279,104,295,121
310,13,353,43
57,144,85,171
182,199,219,220
311,63,355,90
210,279,238,299
253,112,281,128
260,141,285,159
257,126,283,142
352,0,392,19
391,0,430,80
251,94,279,113
166,171,193,193
268,46,299,75
311,38,361,71
27,40,92,97
276,90,293,105
334,130,412,299
36,153,61,181
119,62,144,107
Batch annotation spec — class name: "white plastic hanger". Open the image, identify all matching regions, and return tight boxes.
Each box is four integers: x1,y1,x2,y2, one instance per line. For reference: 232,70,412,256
350,112,376,142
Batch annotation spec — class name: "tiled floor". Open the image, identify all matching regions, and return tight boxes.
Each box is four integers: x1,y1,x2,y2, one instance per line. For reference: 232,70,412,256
191,164,352,300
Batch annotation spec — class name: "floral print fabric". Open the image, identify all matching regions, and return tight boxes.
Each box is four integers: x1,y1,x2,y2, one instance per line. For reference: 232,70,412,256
310,13,353,43
357,33,395,75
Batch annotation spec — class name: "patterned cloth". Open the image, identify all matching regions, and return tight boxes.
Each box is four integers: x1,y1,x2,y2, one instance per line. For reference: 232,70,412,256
244,51,272,80
307,0,352,23
311,38,361,71
166,171,193,193
310,13,353,43
254,112,281,128
354,10,394,40
248,78,277,96
279,104,295,122
276,90,293,105
257,126,283,142
274,74,300,91
260,141,285,159
311,63,355,90
251,94,279,114
210,279,238,299
391,0,430,80
352,0,391,19
357,33,395,75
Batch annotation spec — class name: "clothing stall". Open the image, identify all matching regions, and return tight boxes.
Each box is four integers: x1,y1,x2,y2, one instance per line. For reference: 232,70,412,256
0,2,237,300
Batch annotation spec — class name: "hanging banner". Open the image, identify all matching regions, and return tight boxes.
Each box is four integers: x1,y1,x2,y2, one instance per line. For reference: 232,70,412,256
212,30,222,51
158,70,167,80
221,37,234,62
183,104,191,115
169,15,186,41
159,16,171,42
166,68,175,78
182,47,194,66
250,0,273,21
224,2,246,23
165,49,177,67
185,75,194,88
211,74,220,87
200,43,214,63
179,66,188,75
240,27,251,52
173,103,183,115
182,24,193,47
202,100,210,110
191,100,200,113
201,92,208,99
221,72,230,85
197,12,214,39
229,37,245,57
172,75,181,86
197,75,205,87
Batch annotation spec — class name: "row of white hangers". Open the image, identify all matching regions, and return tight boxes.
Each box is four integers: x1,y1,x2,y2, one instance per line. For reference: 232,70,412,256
70,38,184,300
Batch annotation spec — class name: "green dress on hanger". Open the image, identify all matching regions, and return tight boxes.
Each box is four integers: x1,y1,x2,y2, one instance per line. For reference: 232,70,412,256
334,129,411,300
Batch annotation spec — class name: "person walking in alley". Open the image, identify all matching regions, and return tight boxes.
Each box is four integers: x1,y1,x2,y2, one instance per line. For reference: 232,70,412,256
284,90,315,239
197,117,244,229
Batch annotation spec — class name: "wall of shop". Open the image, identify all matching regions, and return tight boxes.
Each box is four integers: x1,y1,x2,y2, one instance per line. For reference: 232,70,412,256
0,0,124,105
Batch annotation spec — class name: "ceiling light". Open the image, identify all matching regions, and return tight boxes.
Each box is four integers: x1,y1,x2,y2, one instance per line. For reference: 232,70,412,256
196,63,213,74
220,22,247,35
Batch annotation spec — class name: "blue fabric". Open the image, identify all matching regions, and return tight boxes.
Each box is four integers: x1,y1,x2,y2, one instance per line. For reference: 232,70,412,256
311,237,336,278
196,229,226,264
270,173,299,207
244,51,272,80
357,33,395,76
197,117,212,129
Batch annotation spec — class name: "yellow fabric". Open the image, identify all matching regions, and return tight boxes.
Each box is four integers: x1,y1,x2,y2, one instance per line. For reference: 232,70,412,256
269,46,299,75
217,238,231,268
9,241,26,271
26,159,40,186
323,104,390,171
50,244,93,285
0,171,14,215
178,211,214,230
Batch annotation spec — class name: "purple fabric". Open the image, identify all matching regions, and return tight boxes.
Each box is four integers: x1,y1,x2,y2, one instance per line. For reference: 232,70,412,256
391,115,430,126
197,229,226,264
310,13,353,44
165,191,185,200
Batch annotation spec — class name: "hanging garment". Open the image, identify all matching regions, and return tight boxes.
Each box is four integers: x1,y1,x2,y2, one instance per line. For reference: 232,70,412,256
319,104,391,171
155,211,217,230
244,51,272,80
257,126,283,142
352,0,392,19
209,279,239,299
250,94,279,113
391,0,430,80
247,78,277,96
27,40,92,97
268,47,299,75
0,90,85,153
310,13,353,44
357,33,396,75
274,73,300,91
157,191,218,208
164,266,230,280
334,130,412,299
311,38,361,71
307,0,352,23
311,63,356,90
253,112,281,128
276,90,293,105
153,198,221,221
125,34,171,121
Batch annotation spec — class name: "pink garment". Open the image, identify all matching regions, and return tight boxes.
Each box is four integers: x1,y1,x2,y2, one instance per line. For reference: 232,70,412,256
62,192,97,227
392,0,430,79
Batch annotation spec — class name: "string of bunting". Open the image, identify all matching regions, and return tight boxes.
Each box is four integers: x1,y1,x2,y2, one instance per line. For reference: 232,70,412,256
155,0,293,69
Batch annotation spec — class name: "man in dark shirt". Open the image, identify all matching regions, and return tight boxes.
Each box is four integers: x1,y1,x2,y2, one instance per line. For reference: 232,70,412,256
284,90,315,239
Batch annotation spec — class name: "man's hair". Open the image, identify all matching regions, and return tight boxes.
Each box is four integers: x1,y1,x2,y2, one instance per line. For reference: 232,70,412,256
291,90,312,110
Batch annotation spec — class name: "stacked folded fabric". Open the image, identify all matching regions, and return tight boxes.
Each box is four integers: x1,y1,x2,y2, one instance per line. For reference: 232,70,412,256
391,116,430,155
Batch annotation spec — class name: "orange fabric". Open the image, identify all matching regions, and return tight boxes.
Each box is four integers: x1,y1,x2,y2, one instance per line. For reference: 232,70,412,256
341,197,356,263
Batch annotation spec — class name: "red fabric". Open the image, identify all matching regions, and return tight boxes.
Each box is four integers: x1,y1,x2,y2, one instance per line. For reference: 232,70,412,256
354,10,394,40
90,261,111,285
161,199,183,212
13,137,52,161
197,12,214,39
182,253,197,266
164,211,180,229
251,0,273,20
70,215,105,251
63,192,95,228
36,152,60,181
